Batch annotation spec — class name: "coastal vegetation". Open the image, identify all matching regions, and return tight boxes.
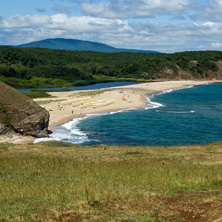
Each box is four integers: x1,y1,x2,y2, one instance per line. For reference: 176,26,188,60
0,46,222,88
23,91,52,98
0,141,222,221
35,99,64,105
0,102,11,128
77,89,106,97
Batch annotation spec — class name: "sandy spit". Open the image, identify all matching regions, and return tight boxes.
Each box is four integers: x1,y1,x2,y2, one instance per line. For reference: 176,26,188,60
0,80,215,144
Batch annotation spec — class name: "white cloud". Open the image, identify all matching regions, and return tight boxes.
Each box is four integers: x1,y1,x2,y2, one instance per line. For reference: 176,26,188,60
192,0,222,22
0,15,51,28
0,14,132,34
52,4,71,14
212,43,222,48
101,21,222,52
0,13,222,52
81,0,192,19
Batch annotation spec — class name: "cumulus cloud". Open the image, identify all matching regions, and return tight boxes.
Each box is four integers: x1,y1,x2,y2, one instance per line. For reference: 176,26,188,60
0,13,222,52
191,0,222,22
80,0,192,19
212,42,222,48
0,14,132,34
95,21,222,52
0,15,51,28
52,4,71,14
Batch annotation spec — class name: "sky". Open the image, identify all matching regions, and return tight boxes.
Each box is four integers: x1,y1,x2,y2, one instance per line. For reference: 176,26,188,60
0,0,222,53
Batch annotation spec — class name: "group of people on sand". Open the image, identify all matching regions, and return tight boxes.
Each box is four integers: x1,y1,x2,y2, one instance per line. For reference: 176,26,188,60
58,103,64,111
58,102,82,115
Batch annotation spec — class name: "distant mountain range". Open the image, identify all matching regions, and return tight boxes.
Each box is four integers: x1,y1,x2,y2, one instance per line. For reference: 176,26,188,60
17,38,159,53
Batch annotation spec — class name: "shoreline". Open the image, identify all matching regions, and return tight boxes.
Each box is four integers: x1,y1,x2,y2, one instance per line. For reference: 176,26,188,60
47,80,212,128
0,80,216,144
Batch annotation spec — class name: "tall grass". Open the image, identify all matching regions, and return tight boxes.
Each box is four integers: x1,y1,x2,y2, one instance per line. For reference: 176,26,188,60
35,99,64,105
23,91,51,99
77,90,105,97
0,142,222,221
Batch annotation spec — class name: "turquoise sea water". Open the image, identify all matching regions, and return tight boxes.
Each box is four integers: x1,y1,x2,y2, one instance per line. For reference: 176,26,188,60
36,83,222,146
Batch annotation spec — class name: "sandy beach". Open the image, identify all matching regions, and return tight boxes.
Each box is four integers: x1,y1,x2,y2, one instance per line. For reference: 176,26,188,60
0,80,214,144
44,80,212,128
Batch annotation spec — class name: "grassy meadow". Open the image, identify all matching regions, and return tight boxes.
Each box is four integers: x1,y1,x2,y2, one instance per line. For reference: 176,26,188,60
0,141,222,221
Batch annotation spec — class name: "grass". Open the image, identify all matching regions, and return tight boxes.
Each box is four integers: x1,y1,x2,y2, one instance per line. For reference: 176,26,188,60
76,90,106,97
31,88,73,92
0,142,222,221
35,99,64,105
24,88,105,100
23,91,52,99
24,88,72,99
0,102,11,127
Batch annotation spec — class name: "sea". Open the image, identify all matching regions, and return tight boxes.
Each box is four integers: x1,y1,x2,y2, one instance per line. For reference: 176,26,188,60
35,82,222,146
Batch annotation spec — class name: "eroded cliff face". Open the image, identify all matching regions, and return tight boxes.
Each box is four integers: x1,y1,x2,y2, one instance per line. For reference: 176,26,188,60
0,81,49,137
10,106,49,138
0,123,6,135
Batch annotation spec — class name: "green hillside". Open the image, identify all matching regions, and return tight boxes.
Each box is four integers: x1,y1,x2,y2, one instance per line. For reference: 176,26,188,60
0,46,222,88
0,141,222,221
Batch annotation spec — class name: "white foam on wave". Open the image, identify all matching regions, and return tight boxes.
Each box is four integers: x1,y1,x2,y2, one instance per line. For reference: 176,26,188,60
34,116,92,144
156,85,194,96
156,110,195,114
34,111,126,144
157,89,174,95
145,95,164,109
63,117,86,133
34,131,76,143
35,84,196,144
144,84,195,110
109,110,125,114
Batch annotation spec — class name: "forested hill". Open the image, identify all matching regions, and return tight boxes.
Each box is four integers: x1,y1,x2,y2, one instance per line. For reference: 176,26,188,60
18,38,159,53
0,46,222,88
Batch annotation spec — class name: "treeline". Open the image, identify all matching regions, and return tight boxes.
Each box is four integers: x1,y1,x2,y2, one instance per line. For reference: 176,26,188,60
0,46,222,88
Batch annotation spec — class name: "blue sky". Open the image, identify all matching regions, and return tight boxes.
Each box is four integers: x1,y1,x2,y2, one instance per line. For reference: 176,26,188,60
0,0,222,52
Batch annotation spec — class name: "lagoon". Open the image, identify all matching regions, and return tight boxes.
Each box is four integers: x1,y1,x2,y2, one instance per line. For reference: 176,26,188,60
18,81,143,92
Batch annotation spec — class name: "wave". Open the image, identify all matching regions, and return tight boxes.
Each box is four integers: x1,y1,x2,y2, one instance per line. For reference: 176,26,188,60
35,116,91,144
34,111,127,144
35,84,197,144
156,110,195,114
155,85,194,96
145,96,164,109
144,85,195,110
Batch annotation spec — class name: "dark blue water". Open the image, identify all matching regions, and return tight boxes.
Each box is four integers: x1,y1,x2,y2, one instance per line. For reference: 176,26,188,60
18,82,142,92
36,83,222,146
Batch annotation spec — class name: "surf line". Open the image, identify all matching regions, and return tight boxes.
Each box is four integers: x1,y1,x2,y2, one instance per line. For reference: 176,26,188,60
34,84,197,144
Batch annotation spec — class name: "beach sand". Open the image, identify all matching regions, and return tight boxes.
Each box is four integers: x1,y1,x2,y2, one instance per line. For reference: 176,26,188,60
0,80,213,144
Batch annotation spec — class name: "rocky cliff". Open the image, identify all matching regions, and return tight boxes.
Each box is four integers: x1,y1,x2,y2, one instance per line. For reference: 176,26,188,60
0,81,49,137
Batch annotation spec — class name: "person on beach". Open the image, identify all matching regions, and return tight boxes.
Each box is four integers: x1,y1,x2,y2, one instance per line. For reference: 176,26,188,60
20,129,24,136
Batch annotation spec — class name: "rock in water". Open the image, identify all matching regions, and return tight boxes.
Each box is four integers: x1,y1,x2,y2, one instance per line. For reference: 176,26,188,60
0,81,49,137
